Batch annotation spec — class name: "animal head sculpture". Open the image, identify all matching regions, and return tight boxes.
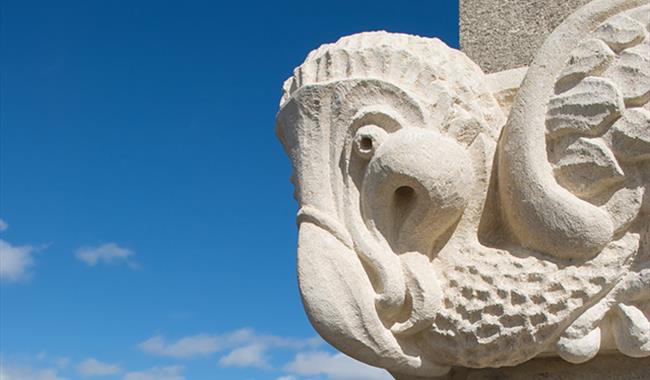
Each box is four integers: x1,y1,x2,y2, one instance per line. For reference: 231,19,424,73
276,1,649,378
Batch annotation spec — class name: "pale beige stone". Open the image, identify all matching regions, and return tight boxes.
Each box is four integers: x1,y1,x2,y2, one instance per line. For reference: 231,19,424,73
276,1,650,379
460,0,593,73
557,38,616,91
485,67,527,115
604,40,650,106
546,77,624,138
609,108,650,162
593,15,647,52
392,355,650,379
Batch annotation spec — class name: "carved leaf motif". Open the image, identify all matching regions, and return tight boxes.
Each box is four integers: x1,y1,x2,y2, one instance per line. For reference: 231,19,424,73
627,4,650,31
604,41,650,106
554,138,624,198
609,108,650,162
547,77,624,138
557,327,602,364
593,15,647,53
612,303,650,357
604,187,644,235
556,38,616,93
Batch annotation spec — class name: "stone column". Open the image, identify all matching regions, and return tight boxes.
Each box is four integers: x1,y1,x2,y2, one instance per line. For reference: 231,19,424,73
460,0,592,72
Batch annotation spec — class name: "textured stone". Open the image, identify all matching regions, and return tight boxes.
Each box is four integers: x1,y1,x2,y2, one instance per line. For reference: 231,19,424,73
553,138,625,198
277,1,650,379
460,0,593,73
546,77,624,138
556,39,616,92
409,355,650,380
485,67,527,115
609,108,650,162
604,40,650,106
594,15,647,52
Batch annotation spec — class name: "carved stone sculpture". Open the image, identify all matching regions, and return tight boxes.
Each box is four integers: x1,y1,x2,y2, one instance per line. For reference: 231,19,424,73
276,0,649,378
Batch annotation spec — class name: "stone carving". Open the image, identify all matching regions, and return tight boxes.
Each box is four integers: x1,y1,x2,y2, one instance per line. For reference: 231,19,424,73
276,0,650,378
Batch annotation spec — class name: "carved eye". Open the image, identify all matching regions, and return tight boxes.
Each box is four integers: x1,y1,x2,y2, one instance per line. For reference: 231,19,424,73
354,125,388,160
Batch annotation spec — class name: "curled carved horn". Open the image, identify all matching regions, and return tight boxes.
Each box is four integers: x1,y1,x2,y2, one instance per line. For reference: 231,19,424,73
497,0,648,259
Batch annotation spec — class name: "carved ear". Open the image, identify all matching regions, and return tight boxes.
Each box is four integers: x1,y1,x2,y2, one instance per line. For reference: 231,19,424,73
497,0,649,260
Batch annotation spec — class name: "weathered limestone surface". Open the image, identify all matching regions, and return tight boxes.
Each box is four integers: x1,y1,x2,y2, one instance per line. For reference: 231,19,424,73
460,0,592,72
391,355,650,380
277,0,650,379
446,355,650,380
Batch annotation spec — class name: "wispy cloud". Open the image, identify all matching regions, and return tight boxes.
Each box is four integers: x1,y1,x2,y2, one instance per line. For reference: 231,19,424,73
0,239,35,282
218,343,269,369
122,366,185,380
138,329,388,379
137,328,321,361
76,358,121,377
284,351,392,380
0,362,68,380
75,243,136,267
33,352,70,370
137,334,220,358
0,219,8,231
54,358,70,370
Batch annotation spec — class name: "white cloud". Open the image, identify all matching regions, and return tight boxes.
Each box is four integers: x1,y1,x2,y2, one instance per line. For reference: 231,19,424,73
0,219,8,231
75,243,135,267
137,328,321,360
137,334,220,358
0,363,68,380
218,343,269,369
54,357,70,369
276,376,297,380
122,366,184,380
284,351,392,380
32,353,70,370
77,358,121,377
0,239,35,282
256,335,322,350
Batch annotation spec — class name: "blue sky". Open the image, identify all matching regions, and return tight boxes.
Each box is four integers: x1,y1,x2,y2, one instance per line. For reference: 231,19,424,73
0,1,458,379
